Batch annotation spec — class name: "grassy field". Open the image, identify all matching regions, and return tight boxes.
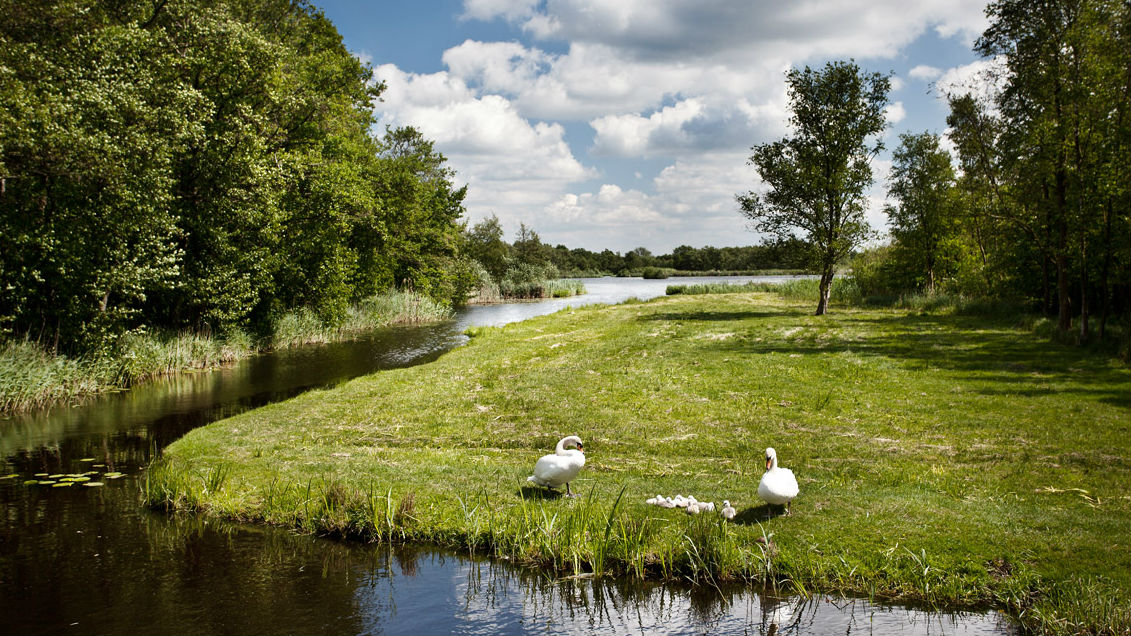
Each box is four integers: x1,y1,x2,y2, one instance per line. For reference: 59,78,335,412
146,290,1131,634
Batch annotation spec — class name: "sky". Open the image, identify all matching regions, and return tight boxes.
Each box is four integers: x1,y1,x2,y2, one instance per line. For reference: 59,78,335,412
314,0,996,254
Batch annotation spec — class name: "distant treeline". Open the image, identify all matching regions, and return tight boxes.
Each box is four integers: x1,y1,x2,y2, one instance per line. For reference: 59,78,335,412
463,215,810,284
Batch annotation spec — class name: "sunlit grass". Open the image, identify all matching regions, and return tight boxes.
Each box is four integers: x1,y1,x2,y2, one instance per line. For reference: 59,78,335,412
147,290,1131,635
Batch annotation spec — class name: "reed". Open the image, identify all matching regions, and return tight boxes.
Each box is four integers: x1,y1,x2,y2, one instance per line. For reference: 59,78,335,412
1,290,451,414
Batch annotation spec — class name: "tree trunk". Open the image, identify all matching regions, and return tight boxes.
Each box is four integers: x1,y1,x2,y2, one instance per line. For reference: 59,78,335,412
815,267,834,316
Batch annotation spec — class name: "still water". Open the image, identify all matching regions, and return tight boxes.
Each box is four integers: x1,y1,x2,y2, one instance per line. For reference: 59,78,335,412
0,277,1016,635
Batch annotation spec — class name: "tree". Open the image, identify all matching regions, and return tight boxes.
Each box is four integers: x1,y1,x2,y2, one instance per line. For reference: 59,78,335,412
463,214,512,282
738,60,889,315
884,132,959,294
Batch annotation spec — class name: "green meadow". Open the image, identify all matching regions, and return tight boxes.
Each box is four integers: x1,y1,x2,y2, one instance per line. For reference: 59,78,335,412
147,290,1131,635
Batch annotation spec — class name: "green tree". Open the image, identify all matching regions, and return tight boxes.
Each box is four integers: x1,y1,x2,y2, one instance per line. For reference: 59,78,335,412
884,132,960,294
463,214,512,283
738,60,890,315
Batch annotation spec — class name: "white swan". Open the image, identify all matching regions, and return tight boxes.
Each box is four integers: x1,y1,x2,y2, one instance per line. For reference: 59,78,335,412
527,435,585,497
757,447,799,515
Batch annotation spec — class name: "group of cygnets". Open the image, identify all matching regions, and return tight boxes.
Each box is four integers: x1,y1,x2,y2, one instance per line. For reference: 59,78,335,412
527,436,799,520
645,494,733,518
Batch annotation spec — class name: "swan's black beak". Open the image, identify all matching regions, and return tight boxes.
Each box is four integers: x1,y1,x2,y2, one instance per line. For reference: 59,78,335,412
765,457,772,470
578,444,584,453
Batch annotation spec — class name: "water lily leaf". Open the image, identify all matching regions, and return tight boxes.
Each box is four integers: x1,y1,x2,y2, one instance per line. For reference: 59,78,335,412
83,482,105,487
104,473,125,479
1,474,18,480
35,473,48,477
72,476,91,482
23,480,40,485
38,481,57,485
52,482,74,487
79,458,96,462
49,474,65,479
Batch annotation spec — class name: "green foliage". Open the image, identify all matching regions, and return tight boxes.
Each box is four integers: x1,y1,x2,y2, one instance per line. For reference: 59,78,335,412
0,0,468,352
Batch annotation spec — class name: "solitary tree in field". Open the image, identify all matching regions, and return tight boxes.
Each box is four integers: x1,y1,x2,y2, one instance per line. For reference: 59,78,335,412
738,60,890,315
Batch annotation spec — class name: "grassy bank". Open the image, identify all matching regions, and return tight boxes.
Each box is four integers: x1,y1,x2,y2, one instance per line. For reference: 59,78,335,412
0,290,450,414
145,291,1131,634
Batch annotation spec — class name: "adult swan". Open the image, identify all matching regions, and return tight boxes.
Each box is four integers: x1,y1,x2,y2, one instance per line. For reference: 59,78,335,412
527,436,585,497
757,447,799,515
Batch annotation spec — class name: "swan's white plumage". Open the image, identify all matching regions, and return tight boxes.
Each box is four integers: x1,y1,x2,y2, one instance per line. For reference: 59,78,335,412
527,436,585,495
757,447,799,512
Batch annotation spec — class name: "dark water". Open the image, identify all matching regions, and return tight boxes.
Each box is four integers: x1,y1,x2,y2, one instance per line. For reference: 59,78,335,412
0,277,1016,635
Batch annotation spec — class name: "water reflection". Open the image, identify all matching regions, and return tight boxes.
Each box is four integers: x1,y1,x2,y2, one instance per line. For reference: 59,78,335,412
360,547,1014,636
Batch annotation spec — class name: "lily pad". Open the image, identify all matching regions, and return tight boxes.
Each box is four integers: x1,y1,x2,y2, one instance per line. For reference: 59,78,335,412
71,476,91,482
79,458,96,462
1,474,19,480
52,482,74,488
37,480,57,486
23,480,40,485
104,473,125,479
35,473,48,477
49,474,65,479
82,482,105,487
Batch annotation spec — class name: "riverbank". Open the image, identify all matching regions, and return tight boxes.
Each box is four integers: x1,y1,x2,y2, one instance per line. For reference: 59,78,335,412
0,290,450,414
146,290,1131,635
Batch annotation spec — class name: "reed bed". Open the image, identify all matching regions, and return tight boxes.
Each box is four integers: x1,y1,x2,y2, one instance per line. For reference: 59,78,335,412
1,290,450,413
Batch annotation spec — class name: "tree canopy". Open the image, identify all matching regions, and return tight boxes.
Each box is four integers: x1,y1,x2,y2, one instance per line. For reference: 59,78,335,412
0,0,468,351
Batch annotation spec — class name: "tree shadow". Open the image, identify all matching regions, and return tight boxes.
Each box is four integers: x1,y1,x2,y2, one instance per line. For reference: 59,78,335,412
640,310,798,322
704,310,1131,409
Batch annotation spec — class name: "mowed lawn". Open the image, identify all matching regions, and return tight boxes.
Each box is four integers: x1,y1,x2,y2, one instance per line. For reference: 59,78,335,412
151,291,1131,634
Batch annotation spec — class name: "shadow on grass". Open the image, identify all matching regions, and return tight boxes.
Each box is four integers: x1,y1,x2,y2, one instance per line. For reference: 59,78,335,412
733,503,788,525
699,309,1131,410
518,485,567,501
640,310,799,322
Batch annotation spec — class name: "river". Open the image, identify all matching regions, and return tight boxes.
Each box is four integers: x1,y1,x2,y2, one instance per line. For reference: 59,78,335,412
0,276,1017,635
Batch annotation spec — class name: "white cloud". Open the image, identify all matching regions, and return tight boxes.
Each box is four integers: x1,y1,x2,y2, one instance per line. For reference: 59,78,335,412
361,1,989,252
935,57,1007,103
909,64,944,81
373,63,595,234
460,0,538,22
885,101,907,125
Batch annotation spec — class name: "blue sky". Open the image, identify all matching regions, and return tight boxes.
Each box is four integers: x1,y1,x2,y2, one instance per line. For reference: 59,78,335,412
315,0,994,254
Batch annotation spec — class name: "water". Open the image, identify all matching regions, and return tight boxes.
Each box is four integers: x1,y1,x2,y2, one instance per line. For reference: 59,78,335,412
0,277,1016,635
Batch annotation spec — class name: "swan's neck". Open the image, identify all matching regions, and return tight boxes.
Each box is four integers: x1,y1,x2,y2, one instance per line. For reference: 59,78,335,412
555,439,568,454
768,456,778,470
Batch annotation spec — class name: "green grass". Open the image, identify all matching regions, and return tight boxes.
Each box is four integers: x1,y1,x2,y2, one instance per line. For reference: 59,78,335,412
146,291,1131,635
0,290,449,413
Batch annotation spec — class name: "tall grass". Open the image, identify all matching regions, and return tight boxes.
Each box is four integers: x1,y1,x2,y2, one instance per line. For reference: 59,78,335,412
1,290,451,413
272,290,452,349
499,278,587,300
0,340,103,412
